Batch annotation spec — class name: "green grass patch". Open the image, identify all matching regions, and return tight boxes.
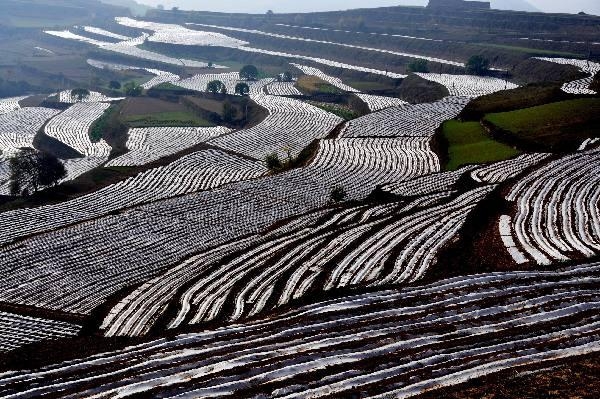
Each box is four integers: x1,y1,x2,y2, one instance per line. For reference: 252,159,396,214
296,76,343,95
442,120,521,171
459,84,569,121
122,111,215,128
346,81,390,92
152,82,191,92
89,105,115,142
310,103,358,120
483,98,600,151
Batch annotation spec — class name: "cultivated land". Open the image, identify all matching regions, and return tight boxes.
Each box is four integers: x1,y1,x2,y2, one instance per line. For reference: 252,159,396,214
441,120,521,170
484,98,600,151
0,1,599,397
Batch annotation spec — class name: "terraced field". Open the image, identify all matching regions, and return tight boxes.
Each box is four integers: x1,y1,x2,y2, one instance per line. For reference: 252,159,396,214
2,264,599,398
1,6,600,398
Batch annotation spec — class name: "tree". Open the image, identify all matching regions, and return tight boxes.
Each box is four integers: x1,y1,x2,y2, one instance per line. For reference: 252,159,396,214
465,55,490,76
206,80,225,94
9,149,66,195
329,185,346,203
157,4,164,10
590,72,600,93
171,6,179,11
70,88,90,102
123,82,142,96
235,82,250,96
109,80,121,90
265,152,282,171
266,10,274,18
223,102,238,123
240,65,259,81
407,59,429,73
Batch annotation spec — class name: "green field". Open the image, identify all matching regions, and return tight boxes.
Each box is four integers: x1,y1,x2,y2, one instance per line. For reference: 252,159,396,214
122,111,215,128
296,76,343,95
442,120,521,171
483,98,600,151
459,85,569,121
310,103,358,120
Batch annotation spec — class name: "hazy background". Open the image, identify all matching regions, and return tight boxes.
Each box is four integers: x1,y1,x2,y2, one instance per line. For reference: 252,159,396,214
135,0,600,15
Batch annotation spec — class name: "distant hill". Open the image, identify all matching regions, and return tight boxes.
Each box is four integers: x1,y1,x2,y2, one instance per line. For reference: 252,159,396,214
0,0,129,28
136,0,540,14
99,0,151,16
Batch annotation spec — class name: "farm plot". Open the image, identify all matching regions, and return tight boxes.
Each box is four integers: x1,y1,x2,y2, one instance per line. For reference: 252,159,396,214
0,149,267,246
0,96,27,115
101,137,441,335
470,152,552,184
86,58,137,71
140,69,180,89
535,57,600,95
56,90,123,104
0,312,80,353
340,96,469,138
115,17,248,48
5,264,599,399
0,107,60,153
276,23,443,43
239,45,407,79
44,29,109,47
82,26,131,41
106,126,231,166
45,29,219,68
174,72,251,94
118,17,409,78
44,102,111,157
187,22,464,67
502,149,600,265
292,63,407,111
309,137,439,193
0,156,11,195
415,73,518,97
87,59,182,89
265,81,303,96
0,188,305,314
381,165,478,197
209,93,343,159
103,185,491,335
0,131,439,315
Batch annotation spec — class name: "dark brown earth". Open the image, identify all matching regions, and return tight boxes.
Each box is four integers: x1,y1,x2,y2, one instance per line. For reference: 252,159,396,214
419,352,600,399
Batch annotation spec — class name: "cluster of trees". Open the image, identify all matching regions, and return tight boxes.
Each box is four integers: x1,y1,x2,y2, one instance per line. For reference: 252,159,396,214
123,82,143,96
240,65,259,81
204,64,258,95
70,88,90,102
71,81,142,101
466,55,490,76
206,80,227,94
8,149,66,196
329,185,346,203
206,82,251,96
407,59,429,73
